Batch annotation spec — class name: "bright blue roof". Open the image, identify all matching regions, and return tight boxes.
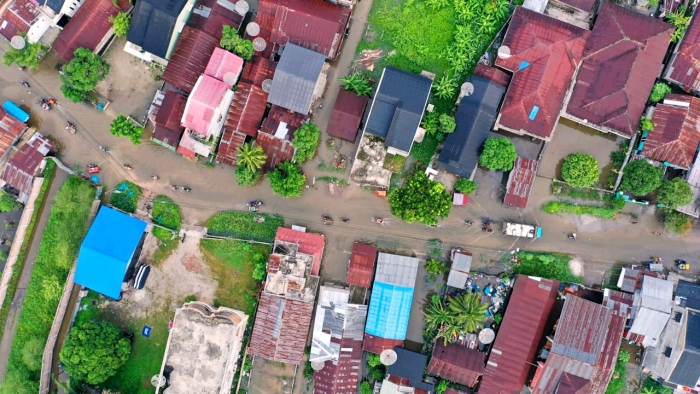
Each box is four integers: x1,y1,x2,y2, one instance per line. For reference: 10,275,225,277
364,281,415,340
3,101,29,123
74,207,147,299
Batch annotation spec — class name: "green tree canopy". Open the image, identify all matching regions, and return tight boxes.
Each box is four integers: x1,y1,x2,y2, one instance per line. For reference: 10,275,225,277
479,137,517,171
438,114,456,134
59,321,131,385
561,153,599,187
664,210,692,234
657,178,693,209
0,191,22,212
649,83,672,103
360,381,373,394
433,74,457,100
109,12,131,38
424,293,488,345
3,39,47,69
421,111,439,134
237,142,267,172
454,178,477,194
388,172,451,225
620,159,663,196
220,25,253,60
292,122,320,163
60,48,110,102
109,114,143,145
268,161,306,198
235,165,260,186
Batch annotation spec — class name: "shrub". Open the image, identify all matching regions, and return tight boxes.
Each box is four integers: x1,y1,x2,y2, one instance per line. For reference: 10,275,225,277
360,381,373,394
367,353,382,368
109,180,142,213
410,133,439,164
664,210,692,234
620,159,663,196
109,12,130,38
513,251,583,283
649,83,672,103
561,153,599,187
454,178,477,194
657,178,693,209
235,166,260,186
268,161,306,198
640,117,655,132
438,114,456,134
339,71,372,96
0,191,21,212
292,122,321,163
479,137,517,171
542,201,618,219
220,25,253,60
425,259,447,275
421,111,439,133
3,38,46,69
109,114,143,145
152,195,181,231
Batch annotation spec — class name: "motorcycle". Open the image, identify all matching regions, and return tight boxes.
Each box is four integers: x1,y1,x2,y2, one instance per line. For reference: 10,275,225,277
465,220,473,226
99,146,111,153
66,122,76,134
341,218,350,223
122,164,132,170
482,227,493,233
20,81,30,88
152,175,159,180
322,215,333,225
38,98,51,110
181,186,191,192
568,233,578,240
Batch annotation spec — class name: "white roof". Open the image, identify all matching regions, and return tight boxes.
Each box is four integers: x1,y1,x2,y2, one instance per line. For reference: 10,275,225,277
627,307,671,347
503,222,536,237
447,270,469,289
640,276,674,313
310,286,349,363
375,253,419,288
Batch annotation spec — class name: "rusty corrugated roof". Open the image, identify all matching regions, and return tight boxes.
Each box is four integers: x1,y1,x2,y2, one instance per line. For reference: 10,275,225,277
555,0,597,13
0,105,26,160
504,157,538,209
346,242,377,288
162,26,219,94
427,341,485,388
0,0,39,41
256,132,295,172
643,94,700,169
666,11,700,90
240,56,276,86
313,337,363,394
1,133,51,203
187,0,244,40
155,90,188,132
361,334,403,354
222,82,267,138
327,89,368,141
216,130,246,166
260,105,308,137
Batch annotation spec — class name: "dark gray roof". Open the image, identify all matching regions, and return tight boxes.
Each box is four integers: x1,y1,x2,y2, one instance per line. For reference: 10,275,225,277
365,67,432,151
127,0,188,59
669,310,700,387
268,44,325,114
44,0,65,13
676,280,700,310
388,347,435,392
435,76,505,177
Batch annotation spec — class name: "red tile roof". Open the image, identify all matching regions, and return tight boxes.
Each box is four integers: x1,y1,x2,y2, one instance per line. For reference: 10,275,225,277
643,94,700,169
347,242,377,288
248,292,314,364
182,75,230,136
361,334,403,354
187,0,244,40
473,63,511,89
274,227,325,275
240,56,276,86
161,26,219,94
1,133,52,202
256,132,295,172
480,275,560,394
152,90,187,148
260,105,308,137
204,47,243,87
313,337,362,394
256,0,351,59
504,157,538,209
0,0,39,41
495,7,590,140
427,341,485,388
0,106,27,160
327,90,369,141
565,2,674,138
666,12,700,90
222,82,268,138
52,0,130,62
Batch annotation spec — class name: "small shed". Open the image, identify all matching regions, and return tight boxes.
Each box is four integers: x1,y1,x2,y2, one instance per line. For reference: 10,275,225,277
447,250,472,289
347,242,378,288
453,193,468,206
327,89,368,141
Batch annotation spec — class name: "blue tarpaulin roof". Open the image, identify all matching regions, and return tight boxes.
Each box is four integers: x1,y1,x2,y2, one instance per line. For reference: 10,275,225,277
2,101,29,123
364,281,415,340
74,207,147,299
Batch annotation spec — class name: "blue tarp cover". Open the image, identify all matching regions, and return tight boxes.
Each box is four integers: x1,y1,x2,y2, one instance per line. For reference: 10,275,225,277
2,101,29,122
365,281,415,340
74,207,147,299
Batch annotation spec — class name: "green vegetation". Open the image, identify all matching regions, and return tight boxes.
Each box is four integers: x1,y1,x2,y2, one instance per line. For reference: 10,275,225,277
433,74,457,100
435,380,448,394
150,228,179,267
512,251,583,284
657,178,693,209
60,48,110,103
383,154,407,173
420,112,455,140
1,175,95,394
360,381,373,394
316,176,349,185
237,142,267,172
561,153,599,187
365,353,386,383
640,117,655,132
642,377,673,394
620,159,663,196
220,25,254,60
205,211,284,242
339,71,372,96
542,200,622,219
152,195,181,231
425,259,446,281
479,137,517,171
438,113,456,134
235,165,261,186
2,38,47,69
605,350,630,394
423,293,488,345
388,172,451,225
649,83,673,103
0,191,21,212
109,180,142,213
550,180,605,201
292,123,321,163
109,114,143,145
109,12,131,39
410,133,439,164
667,6,691,43
454,178,477,194
607,141,629,189
664,210,692,234
268,161,306,198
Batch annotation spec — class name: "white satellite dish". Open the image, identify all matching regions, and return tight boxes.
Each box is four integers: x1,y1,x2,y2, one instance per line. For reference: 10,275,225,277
380,349,398,366
461,82,475,97
253,37,267,52
311,361,325,371
235,0,249,15
151,374,166,387
223,72,238,86
478,328,496,345
10,36,26,50
246,22,260,37
497,46,511,60
261,79,273,93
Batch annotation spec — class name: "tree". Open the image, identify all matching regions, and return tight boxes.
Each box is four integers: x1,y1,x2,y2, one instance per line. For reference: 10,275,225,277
657,178,693,209
454,178,477,194
367,353,382,368
664,210,692,234
268,161,306,198
3,40,47,69
292,122,320,163
360,381,373,394
620,159,663,196
438,114,456,134
0,191,21,212
59,321,131,385
251,252,267,281
425,259,446,275
60,48,110,102
21,337,44,372
220,25,253,60
235,165,260,186
109,12,131,38
640,117,655,132
649,83,673,103
561,153,599,187
448,293,488,334
479,137,517,171
339,71,372,96
237,142,267,172
436,380,448,394
667,6,690,43
388,172,452,225
109,114,143,145
423,296,451,332
433,74,457,100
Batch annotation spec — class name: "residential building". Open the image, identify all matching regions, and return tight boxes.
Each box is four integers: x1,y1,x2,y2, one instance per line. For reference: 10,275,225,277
427,340,485,388
125,0,194,65
161,26,220,94
362,67,433,157
363,253,419,354
494,6,590,141
346,242,377,288
641,94,700,170
40,0,85,29
626,275,674,347
0,0,42,42
380,348,434,394
446,249,472,289
268,43,326,115
204,47,243,87
563,2,674,138
150,90,187,151
257,106,308,170
665,9,700,93
480,275,560,394
74,207,147,299
542,0,595,29
155,302,248,393
436,65,508,178
0,132,52,203
327,89,369,141
503,157,538,209
616,266,664,294
0,104,28,162
187,0,244,40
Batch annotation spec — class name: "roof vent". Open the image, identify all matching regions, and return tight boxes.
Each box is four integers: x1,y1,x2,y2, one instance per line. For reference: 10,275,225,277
664,347,672,357
262,79,273,93
675,312,683,322
235,0,249,15
253,37,267,52
497,46,511,60
246,22,260,37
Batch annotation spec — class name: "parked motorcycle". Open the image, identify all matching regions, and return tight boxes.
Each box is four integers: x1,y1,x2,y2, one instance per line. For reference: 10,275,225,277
20,81,30,88
122,164,132,170
568,233,578,240
66,122,76,134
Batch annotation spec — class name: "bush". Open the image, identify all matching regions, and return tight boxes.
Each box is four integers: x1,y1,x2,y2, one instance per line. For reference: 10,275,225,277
109,114,143,145
152,195,181,231
220,25,254,60
640,117,655,132
664,210,691,234
561,153,599,187
268,161,306,198
649,83,672,103
235,165,260,186
292,123,321,163
410,133,439,164
205,211,284,242
388,172,452,225
605,350,630,394
367,353,382,368
425,259,447,275
421,111,439,133
360,381,373,394
109,180,142,213
479,137,517,171
109,12,130,38
542,201,619,219
438,114,456,134
657,178,693,209
20,337,43,372
513,251,583,283
620,159,663,196
454,178,477,194
0,191,21,212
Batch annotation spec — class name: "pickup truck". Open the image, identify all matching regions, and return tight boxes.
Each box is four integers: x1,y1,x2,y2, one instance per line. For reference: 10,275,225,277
502,222,542,238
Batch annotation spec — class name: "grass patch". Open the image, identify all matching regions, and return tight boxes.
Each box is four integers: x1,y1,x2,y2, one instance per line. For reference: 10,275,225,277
316,176,349,186
512,251,583,284
605,350,630,394
410,133,439,165
109,180,142,213
152,195,181,231
542,201,619,219
383,154,407,173
205,211,284,242
550,180,605,201
150,227,179,267
1,175,95,394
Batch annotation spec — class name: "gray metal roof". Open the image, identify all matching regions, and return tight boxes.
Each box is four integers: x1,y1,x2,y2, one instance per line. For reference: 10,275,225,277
310,286,367,363
446,270,469,289
268,44,325,114
374,253,419,288
668,310,700,387
127,0,189,58
640,276,673,313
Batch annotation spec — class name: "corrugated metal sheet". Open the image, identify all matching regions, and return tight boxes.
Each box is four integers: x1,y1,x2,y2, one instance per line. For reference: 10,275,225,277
0,106,26,160
504,157,538,208
602,289,634,319
311,286,350,363
204,47,243,88
643,95,700,169
275,227,325,275
365,281,414,340
556,0,596,12
162,27,219,94
313,337,363,394
374,253,419,287
346,243,377,288
216,130,246,166
256,131,295,172
221,82,268,139
268,44,325,115
260,105,308,137
427,341,485,387
187,0,243,40
181,75,230,135
1,133,51,203
153,90,186,149
327,89,368,141
362,335,403,354
240,56,276,86
0,0,39,41
666,11,700,90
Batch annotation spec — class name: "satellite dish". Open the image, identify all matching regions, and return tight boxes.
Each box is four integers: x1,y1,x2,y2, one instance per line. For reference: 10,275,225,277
235,0,249,15
10,36,25,50
461,82,475,97
253,37,267,52
311,361,325,371
478,328,496,345
380,349,398,366
497,46,511,60
151,374,166,387
262,79,273,93
223,72,238,86
246,22,260,37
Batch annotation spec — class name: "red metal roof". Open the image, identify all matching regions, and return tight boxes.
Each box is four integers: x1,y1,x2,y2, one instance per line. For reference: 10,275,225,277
256,131,295,172
427,341,485,388
327,90,368,141
361,334,403,354
565,2,674,137
161,26,219,94
0,0,39,41
52,0,130,61
187,0,244,40
256,0,351,59
260,105,308,137
479,275,560,394
155,90,187,132
222,82,268,138
313,337,363,394
1,133,51,202
0,106,27,160
204,47,243,87
473,64,511,89
249,292,314,365
643,94,700,169
181,75,230,136
240,56,276,86
216,130,246,166
495,7,590,140
504,157,538,209
347,242,377,288
666,11,700,90
275,227,325,275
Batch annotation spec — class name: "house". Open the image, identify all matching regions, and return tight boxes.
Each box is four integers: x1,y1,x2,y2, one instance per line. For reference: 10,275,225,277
363,67,433,157
641,95,700,170
427,340,485,388
563,2,674,138
256,0,351,59
436,65,508,178
155,302,248,393
503,157,538,209
39,0,86,30
346,242,377,288
363,253,419,354
480,275,560,394
125,0,193,65
494,7,589,141
665,9,700,93
0,104,28,162
151,90,187,150
602,288,635,321
0,0,41,42
446,249,472,289
204,47,243,87
530,296,627,394
678,150,700,217
257,106,308,170
0,133,52,203
626,275,674,347
542,0,595,29
327,89,369,141
380,348,434,394
311,286,367,394
74,207,147,299
161,26,220,94
268,43,326,115
187,0,245,40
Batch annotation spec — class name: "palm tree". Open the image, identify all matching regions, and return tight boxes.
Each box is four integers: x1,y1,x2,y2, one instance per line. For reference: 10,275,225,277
423,296,452,332
448,293,488,333
641,388,657,394
435,322,461,345
237,142,267,172
433,74,457,100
